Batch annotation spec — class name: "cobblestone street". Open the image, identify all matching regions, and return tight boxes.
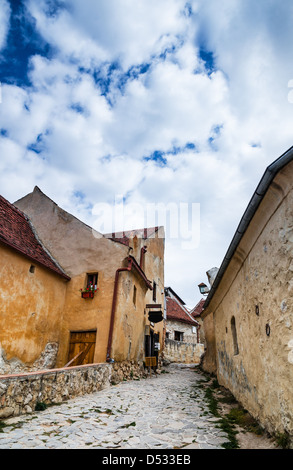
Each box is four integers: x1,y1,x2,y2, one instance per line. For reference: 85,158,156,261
0,365,278,450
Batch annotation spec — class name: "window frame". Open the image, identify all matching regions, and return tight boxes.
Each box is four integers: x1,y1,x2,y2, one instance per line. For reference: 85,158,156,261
86,272,98,291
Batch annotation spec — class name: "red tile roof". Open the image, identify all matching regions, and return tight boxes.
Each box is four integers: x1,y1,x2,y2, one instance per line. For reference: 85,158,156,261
104,227,160,246
166,297,198,325
0,195,70,280
190,299,205,318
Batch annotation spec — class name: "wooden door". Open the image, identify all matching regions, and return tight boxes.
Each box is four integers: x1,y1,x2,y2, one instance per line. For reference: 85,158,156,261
67,330,96,367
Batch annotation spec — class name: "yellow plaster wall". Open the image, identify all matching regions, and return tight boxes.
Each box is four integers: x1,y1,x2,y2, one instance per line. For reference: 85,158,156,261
0,244,67,366
143,228,165,350
15,189,165,368
56,268,118,366
202,161,293,436
111,271,148,362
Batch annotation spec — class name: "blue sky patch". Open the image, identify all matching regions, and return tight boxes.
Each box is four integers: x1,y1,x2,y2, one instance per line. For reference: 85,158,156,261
0,129,9,137
26,131,50,155
143,150,168,167
42,0,68,18
70,103,87,115
0,0,56,86
183,3,193,18
73,190,86,201
143,143,197,166
208,124,223,150
199,48,216,75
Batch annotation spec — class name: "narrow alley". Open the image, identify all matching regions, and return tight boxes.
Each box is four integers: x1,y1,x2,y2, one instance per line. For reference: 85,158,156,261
0,365,277,450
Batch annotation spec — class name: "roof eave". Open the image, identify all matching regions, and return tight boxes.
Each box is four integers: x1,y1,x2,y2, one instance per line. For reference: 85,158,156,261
0,238,71,281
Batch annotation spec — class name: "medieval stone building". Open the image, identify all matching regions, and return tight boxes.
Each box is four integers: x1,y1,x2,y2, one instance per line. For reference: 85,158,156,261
0,186,165,375
201,146,293,442
164,287,204,364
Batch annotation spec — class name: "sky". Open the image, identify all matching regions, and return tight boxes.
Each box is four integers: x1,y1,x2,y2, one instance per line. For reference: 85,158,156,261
1,0,293,308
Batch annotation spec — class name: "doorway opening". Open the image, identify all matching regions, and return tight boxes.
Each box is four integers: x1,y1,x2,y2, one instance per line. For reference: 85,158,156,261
145,328,159,370
66,330,97,367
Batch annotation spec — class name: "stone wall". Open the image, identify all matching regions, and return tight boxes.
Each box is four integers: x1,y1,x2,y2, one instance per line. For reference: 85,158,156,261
110,360,149,383
202,159,293,441
0,363,112,419
164,338,204,364
166,320,198,344
0,359,156,420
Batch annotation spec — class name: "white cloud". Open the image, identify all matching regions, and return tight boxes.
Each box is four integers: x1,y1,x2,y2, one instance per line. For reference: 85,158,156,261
0,0,10,51
1,0,293,307
104,61,230,158
27,0,188,69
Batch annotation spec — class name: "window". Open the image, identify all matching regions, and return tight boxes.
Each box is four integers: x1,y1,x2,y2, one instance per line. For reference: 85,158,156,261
153,281,157,302
86,273,98,290
29,265,35,273
231,316,239,355
133,285,137,306
174,331,184,342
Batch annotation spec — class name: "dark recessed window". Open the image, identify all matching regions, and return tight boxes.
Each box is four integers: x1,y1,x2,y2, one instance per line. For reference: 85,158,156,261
174,331,184,342
133,285,137,306
86,273,98,290
29,265,35,273
153,281,157,302
231,316,239,355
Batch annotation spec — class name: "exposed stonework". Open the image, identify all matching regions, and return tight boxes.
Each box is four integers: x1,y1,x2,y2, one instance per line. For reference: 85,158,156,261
164,338,204,364
166,320,198,344
0,343,59,376
0,359,157,419
110,360,148,383
0,363,112,419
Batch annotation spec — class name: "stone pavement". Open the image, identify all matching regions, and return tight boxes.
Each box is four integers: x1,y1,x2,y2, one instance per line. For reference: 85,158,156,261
0,365,255,449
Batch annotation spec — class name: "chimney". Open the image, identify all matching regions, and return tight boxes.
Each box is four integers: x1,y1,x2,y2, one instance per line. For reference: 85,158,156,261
206,267,219,287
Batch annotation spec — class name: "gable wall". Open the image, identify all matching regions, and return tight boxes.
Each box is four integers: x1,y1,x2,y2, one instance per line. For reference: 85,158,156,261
15,189,165,367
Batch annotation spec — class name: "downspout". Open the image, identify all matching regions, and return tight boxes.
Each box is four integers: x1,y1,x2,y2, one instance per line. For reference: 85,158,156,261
106,257,133,363
140,246,147,268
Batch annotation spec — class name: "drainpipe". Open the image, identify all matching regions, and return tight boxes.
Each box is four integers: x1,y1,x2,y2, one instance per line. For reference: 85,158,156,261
106,257,133,363
140,246,147,268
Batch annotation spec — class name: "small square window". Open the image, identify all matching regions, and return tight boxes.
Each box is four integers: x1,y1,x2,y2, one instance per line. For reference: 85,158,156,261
29,265,35,274
86,273,98,290
174,331,184,342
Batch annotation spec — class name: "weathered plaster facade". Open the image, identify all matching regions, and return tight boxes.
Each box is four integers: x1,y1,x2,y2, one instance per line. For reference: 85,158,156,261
0,243,68,373
202,149,293,441
0,196,70,374
190,299,205,344
14,187,165,370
